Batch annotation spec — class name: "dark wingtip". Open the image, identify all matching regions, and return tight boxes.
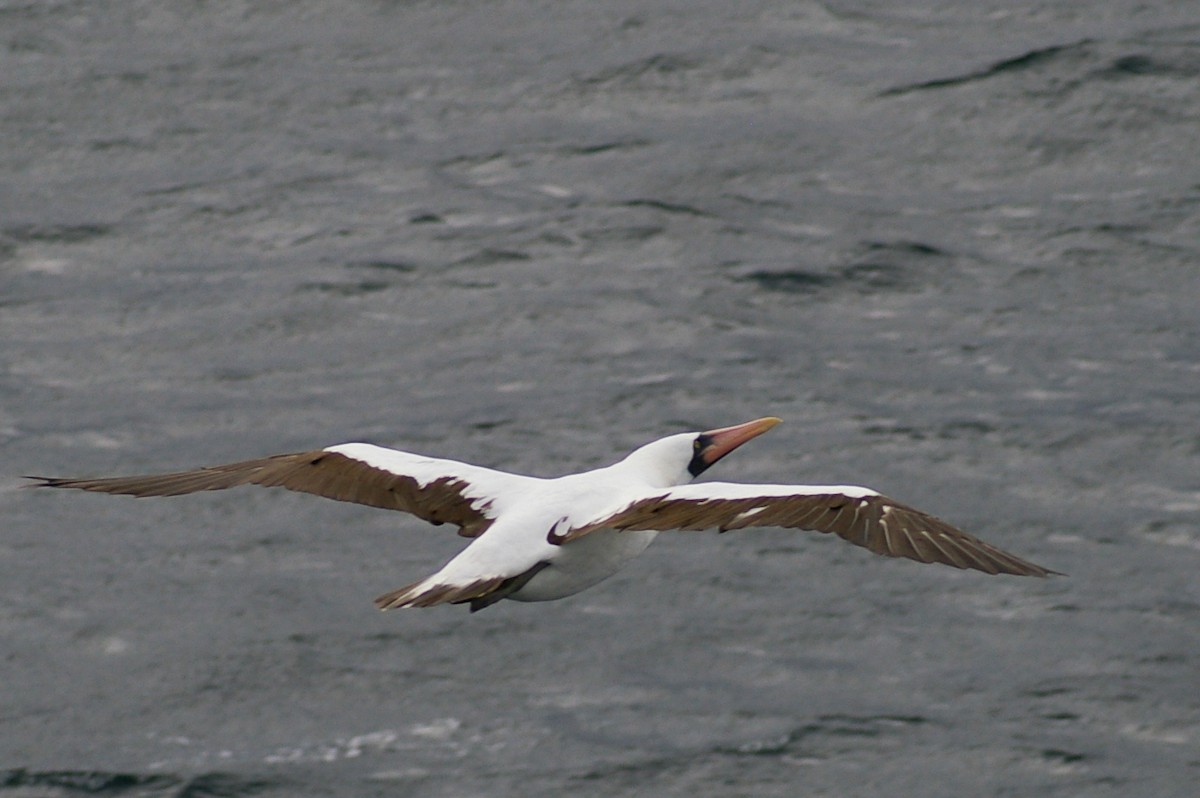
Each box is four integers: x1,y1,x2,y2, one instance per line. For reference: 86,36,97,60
1004,561,1065,578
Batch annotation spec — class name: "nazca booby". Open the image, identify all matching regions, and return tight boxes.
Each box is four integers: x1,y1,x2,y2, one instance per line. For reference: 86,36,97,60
28,417,1060,611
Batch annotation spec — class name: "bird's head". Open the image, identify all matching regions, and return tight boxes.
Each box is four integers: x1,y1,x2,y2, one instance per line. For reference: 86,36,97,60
621,417,782,487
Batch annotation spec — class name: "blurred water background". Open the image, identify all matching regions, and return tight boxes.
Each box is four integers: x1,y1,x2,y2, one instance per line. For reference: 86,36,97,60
2,1,1198,796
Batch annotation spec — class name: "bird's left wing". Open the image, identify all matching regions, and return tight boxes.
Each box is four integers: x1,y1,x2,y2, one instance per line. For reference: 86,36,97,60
28,443,537,538
553,482,1060,577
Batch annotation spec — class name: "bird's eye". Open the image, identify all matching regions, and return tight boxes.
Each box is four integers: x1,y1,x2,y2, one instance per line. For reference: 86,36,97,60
693,439,702,451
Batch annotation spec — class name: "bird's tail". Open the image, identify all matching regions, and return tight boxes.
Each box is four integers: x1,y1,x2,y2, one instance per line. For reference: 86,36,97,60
374,562,549,613
374,575,508,611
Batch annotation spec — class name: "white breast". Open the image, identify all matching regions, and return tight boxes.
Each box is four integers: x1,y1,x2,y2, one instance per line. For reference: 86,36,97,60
508,528,659,602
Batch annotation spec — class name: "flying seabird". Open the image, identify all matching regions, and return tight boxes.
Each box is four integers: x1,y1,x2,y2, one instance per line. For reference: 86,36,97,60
28,417,1060,612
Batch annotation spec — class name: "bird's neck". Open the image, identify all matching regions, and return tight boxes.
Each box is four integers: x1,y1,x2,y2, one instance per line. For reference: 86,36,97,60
607,453,691,489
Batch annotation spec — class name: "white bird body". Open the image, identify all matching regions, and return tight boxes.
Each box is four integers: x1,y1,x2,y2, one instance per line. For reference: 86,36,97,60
438,522,660,604
30,418,1060,612
354,438,694,604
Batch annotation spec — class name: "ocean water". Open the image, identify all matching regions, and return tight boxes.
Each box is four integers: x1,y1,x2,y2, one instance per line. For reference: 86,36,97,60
2,1,1198,795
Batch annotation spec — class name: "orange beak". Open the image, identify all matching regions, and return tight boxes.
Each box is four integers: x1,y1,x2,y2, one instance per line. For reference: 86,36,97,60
698,417,781,467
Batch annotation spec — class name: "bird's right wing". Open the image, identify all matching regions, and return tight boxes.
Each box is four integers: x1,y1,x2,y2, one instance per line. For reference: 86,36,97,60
555,481,1060,577
27,443,538,538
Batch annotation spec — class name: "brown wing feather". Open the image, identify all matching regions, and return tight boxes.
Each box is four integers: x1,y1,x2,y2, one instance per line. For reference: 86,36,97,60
373,576,510,610
561,492,1059,578
374,561,549,612
27,451,495,538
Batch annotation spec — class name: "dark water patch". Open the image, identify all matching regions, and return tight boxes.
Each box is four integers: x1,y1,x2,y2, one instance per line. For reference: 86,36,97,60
1023,684,1076,699
580,225,663,243
559,139,653,156
1091,222,1146,236
176,772,276,798
408,212,443,224
936,420,998,440
349,260,417,273
622,198,711,217
1099,54,1165,78
0,770,174,794
212,368,262,383
89,138,155,152
720,714,930,758
880,40,1093,96
741,240,943,296
569,754,679,784
437,152,506,171
865,240,946,258
1041,748,1088,765
739,269,836,294
861,423,926,440
0,770,270,796
298,280,391,296
445,279,498,290
812,714,929,735
453,248,531,267
470,419,511,431
727,192,792,210
1094,53,1200,80
187,203,257,220
143,181,219,198
4,223,112,244
436,152,522,185
579,53,700,86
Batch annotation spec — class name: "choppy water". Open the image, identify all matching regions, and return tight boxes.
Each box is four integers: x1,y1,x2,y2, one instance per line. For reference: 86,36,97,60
3,1,1198,796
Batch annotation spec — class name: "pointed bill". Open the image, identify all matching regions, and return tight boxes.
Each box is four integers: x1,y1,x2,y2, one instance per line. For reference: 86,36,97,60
698,417,782,467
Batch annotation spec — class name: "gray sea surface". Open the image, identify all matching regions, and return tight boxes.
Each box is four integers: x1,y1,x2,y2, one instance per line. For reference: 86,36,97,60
3,1,1198,796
